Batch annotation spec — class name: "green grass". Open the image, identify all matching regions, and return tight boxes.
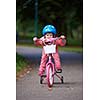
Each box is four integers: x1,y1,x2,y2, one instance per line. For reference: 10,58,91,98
16,53,29,72
58,46,83,53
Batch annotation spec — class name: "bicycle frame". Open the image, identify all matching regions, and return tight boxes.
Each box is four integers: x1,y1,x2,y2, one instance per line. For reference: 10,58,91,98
40,39,64,87
40,53,63,88
46,54,55,75
46,54,55,87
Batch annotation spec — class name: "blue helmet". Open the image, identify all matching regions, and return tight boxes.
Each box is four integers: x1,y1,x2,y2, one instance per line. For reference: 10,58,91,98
42,25,57,35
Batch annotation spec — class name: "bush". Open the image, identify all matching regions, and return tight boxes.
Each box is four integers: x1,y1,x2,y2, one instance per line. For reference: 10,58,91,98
67,38,83,46
16,53,29,72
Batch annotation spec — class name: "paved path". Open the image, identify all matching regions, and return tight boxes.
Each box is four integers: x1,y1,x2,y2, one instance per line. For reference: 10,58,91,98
16,46,83,100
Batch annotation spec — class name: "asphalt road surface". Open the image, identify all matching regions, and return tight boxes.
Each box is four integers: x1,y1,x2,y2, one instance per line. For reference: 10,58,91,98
16,46,83,100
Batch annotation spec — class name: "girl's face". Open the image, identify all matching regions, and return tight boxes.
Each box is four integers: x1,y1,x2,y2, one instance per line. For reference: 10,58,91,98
45,33,53,39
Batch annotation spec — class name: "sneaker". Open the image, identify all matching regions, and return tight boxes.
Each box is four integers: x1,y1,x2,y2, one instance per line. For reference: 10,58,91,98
56,69,62,73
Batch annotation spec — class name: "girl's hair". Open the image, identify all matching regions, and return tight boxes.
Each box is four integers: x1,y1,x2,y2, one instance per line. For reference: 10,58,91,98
44,33,56,38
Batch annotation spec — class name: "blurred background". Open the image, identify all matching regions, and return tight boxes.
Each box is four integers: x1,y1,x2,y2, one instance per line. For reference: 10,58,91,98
16,0,83,47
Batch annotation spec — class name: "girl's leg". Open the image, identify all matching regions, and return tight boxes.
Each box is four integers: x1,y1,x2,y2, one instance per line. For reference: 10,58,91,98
53,53,61,69
39,54,48,75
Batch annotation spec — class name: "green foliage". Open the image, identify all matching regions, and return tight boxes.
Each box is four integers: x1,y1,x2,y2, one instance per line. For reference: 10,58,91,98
16,53,29,72
16,0,83,46
67,38,83,46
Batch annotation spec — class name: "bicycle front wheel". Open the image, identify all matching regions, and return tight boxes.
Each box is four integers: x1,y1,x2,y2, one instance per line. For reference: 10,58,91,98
47,64,54,87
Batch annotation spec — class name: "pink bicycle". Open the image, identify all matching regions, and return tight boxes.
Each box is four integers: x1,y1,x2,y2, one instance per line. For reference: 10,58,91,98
40,38,64,88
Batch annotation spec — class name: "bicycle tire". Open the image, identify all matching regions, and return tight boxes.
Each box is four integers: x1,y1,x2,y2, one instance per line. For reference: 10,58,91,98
47,64,54,87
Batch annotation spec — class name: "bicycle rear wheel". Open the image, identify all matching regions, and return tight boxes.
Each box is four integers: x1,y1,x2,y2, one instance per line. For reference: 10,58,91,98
47,64,54,87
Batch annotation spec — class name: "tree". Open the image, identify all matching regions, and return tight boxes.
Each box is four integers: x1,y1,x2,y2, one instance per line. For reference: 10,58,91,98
16,0,83,38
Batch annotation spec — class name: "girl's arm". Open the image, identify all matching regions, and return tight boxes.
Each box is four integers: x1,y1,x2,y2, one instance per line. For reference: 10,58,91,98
55,35,66,46
33,37,43,46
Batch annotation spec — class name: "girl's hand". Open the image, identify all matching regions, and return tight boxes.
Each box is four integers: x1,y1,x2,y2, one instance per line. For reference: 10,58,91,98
60,35,65,39
33,37,38,41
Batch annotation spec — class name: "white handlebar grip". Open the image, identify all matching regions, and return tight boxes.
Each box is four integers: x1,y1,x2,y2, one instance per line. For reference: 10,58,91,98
33,37,37,41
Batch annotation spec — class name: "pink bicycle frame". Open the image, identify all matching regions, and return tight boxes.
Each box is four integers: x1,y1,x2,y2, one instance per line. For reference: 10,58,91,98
40,38,64,86
46,54,62,80
46,54,55,77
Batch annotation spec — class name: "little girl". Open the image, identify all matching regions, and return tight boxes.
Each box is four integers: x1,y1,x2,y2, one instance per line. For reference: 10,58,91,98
33,25,66,76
